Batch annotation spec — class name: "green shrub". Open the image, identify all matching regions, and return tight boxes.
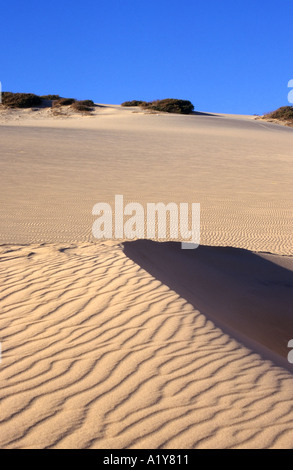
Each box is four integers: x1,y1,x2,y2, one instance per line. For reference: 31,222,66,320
121,100,144,107
264,106,293,121
2,92,42,108
141,99,194,114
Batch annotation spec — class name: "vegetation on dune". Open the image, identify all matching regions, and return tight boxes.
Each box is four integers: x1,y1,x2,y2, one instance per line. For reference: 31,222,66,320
40,94,61,100
142,99,194,114
52,98,76,107
2,92,196,116
77,99,95,106
1,92,96,114
263,106,293,122
121,100,144,107
71,100,95,113
121,98,195,114
1,92,42,108
52,98,95,112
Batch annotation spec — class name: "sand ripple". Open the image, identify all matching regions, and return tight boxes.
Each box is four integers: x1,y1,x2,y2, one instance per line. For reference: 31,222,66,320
1,242,293,449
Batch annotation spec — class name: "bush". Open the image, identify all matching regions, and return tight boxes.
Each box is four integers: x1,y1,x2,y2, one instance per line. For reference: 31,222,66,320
40,94,61,100
52,98,76,107
2,92,42,108
121,100,144,107
141,99,194,114
76,100,95,107
71,101,93,113
264,106,293,121
1,92,97,114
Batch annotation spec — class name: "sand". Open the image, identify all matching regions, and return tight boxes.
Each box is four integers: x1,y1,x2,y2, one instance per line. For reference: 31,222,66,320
0,104,293,448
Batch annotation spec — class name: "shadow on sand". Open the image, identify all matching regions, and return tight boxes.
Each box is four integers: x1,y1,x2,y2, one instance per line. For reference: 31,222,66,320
191,111,219,117
123,240,293,370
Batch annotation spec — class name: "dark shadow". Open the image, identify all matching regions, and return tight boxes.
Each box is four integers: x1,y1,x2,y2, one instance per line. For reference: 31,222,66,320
32,99,52,109
123,240,293,372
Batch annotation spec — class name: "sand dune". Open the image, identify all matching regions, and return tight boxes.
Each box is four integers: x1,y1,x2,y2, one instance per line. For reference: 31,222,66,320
0,105,293,448
1,242,293,449
0,106,292,253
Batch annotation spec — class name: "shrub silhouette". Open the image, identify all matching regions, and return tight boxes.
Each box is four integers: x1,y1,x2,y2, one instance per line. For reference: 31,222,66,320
76,100,95,107
2,92,42,108
71,100,94,113
121,100,144,107
40,94,61,100
264,106,293,122
141,99,194,114
1,92,97,114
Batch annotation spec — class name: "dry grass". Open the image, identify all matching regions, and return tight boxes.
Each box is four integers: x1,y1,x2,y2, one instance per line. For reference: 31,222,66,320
263,106,293,123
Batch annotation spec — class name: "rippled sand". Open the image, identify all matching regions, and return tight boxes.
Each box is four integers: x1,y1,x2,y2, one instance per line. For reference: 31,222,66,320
0,105,293,448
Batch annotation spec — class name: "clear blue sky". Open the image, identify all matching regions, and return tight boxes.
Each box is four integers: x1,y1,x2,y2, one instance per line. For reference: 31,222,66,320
1,0,292,114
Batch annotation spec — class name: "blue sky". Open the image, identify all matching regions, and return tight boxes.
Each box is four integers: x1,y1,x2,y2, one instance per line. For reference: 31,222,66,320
1,0,292,114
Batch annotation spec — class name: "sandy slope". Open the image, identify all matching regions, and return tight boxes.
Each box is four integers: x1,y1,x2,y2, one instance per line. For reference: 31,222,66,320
0,105,293,448
0,242,293,449
0,105,292,253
